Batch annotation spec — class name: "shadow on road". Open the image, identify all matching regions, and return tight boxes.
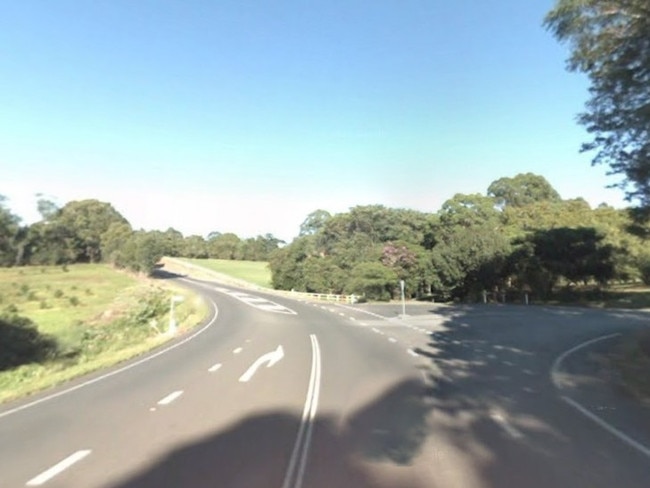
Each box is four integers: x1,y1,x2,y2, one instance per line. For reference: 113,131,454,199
107,380,431,488
106,305,650,488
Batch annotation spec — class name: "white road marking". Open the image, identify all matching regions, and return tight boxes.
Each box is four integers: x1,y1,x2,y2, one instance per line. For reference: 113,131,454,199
0,298,219,420
211,286,298,314
561,396,650,459
233,347,243,354
158,390,183,406
282,335,321,488
350,317,356,321
388,337,397,343
239,345,284,382
26,450,91,486
551,333,650,459
490,411,523,439
339,312,345,316
550,333,621,388
208,363,222,373
420,370,433,386
407,349,419,357
372,327,380,333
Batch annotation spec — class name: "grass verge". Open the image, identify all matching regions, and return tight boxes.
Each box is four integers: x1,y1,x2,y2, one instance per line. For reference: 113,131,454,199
180,258,272,288
0,264,208,404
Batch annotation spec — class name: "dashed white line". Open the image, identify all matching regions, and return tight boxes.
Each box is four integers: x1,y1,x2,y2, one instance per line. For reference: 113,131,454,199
158,390,183,406
233,347,243,354
388,337,397,343
26,450,91,486
208,363,222,373
407,349,419,357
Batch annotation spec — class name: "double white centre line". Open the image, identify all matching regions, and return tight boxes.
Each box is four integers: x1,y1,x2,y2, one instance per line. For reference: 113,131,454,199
282,334,322,488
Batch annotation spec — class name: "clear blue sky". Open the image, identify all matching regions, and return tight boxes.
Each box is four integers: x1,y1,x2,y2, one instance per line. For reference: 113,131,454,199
0,0,627,241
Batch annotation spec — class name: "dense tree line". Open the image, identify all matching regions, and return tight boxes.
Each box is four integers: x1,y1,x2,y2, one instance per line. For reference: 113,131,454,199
270,173,650,301
0,196,283,274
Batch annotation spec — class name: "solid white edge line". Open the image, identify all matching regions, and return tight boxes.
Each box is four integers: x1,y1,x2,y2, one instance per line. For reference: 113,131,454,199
158,390,183,406
0,299,219,420
561,396,650,459
208,363,222,373
550,333,650,459
550,333,621,388
26,450,91,486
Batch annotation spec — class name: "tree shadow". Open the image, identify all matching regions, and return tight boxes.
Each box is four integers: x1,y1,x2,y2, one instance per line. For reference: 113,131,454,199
411,305,650,488
107,380,432,488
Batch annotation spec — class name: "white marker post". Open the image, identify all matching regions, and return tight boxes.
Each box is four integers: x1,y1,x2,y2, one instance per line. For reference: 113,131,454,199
168,295,184,335
400,280,406,318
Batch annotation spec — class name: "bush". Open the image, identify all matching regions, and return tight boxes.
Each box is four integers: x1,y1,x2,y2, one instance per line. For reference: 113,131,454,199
0,314,59,370
68,296,80,307
53,289,64,298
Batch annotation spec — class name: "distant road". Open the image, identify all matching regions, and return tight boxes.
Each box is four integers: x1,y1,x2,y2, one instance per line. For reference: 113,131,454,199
1,277,650,487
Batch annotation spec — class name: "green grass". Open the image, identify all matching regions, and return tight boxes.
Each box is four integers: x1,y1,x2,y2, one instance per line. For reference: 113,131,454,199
0,264,208,403
182,258,272,288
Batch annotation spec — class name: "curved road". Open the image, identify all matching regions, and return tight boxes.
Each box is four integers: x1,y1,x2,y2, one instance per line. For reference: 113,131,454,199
1,274,650,487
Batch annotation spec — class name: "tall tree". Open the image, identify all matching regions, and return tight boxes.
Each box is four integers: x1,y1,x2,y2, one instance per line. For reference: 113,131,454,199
545,1,650,212
488,173,561,208
299,210,332,236
0,196,20,266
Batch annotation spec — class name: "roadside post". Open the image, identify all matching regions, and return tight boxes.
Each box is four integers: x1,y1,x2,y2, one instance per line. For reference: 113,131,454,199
400,279,406,318
168,295,184,335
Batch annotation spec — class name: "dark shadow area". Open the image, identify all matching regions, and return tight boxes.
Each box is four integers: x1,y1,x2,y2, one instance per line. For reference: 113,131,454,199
149,268,187,280
410,304,650,488
0,314,59,370
107,380,432,488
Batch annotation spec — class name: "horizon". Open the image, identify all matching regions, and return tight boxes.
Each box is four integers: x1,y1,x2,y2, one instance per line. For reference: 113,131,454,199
0,1,629,242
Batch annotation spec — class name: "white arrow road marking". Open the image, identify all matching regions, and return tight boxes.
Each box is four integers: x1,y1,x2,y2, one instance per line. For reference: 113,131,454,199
26,450,91,486
158,390,183,406
239,345,285,382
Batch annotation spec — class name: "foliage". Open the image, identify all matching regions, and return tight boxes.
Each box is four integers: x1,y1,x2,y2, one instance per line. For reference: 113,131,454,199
345,262,397,301
0,313,59,371
488,173,561,208
545,1,650,211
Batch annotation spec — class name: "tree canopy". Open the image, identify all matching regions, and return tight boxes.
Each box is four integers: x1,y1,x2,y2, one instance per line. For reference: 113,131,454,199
545,0,650,211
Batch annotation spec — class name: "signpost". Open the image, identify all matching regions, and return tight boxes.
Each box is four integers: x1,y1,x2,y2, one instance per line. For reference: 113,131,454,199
168,295,184,335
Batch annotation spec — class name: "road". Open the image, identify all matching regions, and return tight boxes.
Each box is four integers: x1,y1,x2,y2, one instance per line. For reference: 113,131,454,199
1,274,650,487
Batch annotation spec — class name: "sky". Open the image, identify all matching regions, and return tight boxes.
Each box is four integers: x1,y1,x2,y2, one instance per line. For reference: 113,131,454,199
0,0,628,242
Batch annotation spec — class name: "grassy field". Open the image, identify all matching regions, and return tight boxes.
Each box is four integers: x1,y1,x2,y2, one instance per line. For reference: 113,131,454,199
0,264,208,403
182,258,272,288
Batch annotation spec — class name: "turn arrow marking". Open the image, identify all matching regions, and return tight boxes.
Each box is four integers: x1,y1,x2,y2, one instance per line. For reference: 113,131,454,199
239,345,285,382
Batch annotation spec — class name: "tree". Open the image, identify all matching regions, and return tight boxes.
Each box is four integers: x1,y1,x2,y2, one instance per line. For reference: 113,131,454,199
488,173,561,208
54,199,130,263
206,233,241,260
545,1,650,211
438,194,501,231
345,262,397,301
0,196,20,266
299,210,331,236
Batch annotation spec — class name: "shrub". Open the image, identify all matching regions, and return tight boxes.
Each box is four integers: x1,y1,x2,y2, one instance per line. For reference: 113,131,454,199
53,289,64,298
68,296,80,307
0,314,59,370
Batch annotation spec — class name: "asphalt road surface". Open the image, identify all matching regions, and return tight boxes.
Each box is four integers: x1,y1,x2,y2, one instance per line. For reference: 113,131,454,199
2,274,650,487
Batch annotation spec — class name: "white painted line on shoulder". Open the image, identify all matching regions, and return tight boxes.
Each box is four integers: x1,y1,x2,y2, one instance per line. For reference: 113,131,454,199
233,347,243,354
407,349,419,357
208,363,222,373
561,396,650,459
158,390,183,406
26,450,91,486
